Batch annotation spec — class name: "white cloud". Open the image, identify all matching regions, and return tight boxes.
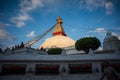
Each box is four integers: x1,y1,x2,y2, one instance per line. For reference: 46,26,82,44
87,28,107,37
105,2,114,15
0,22,11,28
16,21,25,27
0,29,15,40
94,28,107,33
88,28,107,33
11,0,43,27
79,0,106,11
11,18,25,27
15,13,30,21
10,0,62,27
0,29,8,39
20,0,43,12
79,0,114,15
27,31,35,38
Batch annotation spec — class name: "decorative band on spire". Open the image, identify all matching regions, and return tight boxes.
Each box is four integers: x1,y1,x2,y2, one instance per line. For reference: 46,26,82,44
53,31,67,36
53,17,67,36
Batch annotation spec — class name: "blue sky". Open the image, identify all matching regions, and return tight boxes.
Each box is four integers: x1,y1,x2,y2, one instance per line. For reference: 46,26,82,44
0,0,120,49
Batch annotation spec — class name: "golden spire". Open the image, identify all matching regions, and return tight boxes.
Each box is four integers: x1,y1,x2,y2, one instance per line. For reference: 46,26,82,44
56,16,63,24
53,17,67,36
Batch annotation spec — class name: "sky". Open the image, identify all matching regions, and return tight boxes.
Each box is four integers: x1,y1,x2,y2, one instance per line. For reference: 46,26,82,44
0,0,120,49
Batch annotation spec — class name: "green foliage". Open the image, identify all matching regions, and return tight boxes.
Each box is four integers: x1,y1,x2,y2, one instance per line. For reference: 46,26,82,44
75,37,101,53
47,48,62,55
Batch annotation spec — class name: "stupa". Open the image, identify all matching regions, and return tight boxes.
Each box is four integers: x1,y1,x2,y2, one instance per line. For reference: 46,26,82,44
40,17,75,49
103,32,120,50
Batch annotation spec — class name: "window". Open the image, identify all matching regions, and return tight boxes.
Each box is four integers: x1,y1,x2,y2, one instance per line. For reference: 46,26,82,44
35,64,59,75
69,64,92,74
2,64,26,75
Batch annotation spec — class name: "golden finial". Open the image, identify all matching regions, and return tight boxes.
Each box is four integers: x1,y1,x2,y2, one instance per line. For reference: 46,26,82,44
56,16,63,24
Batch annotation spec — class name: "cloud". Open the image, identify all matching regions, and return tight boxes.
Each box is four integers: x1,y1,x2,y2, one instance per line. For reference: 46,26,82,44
10,0,62,27
105,2,114,15
11,0,43,27
88,28,107,37
20,0,43,12
0,29,8,39
0,22,11,28
94,28,107,33
88,28,107,34
79,0,106,11
79,0,114,15
17,21,25,27
0,29,16,41
27,31,36,38
89,28,120,40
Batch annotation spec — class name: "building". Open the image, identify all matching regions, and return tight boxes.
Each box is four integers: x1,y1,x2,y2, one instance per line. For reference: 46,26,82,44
103,32,120,50
40,17,75,49
0,17,120,80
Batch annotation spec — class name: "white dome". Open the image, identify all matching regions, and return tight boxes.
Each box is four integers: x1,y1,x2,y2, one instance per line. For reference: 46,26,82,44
103,32,120,50
40,36,75,49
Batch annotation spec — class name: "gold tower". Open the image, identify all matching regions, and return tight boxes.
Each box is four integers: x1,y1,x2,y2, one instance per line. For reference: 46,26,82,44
40,17,75,49
53,17,66,36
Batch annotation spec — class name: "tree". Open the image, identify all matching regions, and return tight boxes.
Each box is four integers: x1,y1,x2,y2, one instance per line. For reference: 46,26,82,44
47,48,62,55
75,37,101,53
